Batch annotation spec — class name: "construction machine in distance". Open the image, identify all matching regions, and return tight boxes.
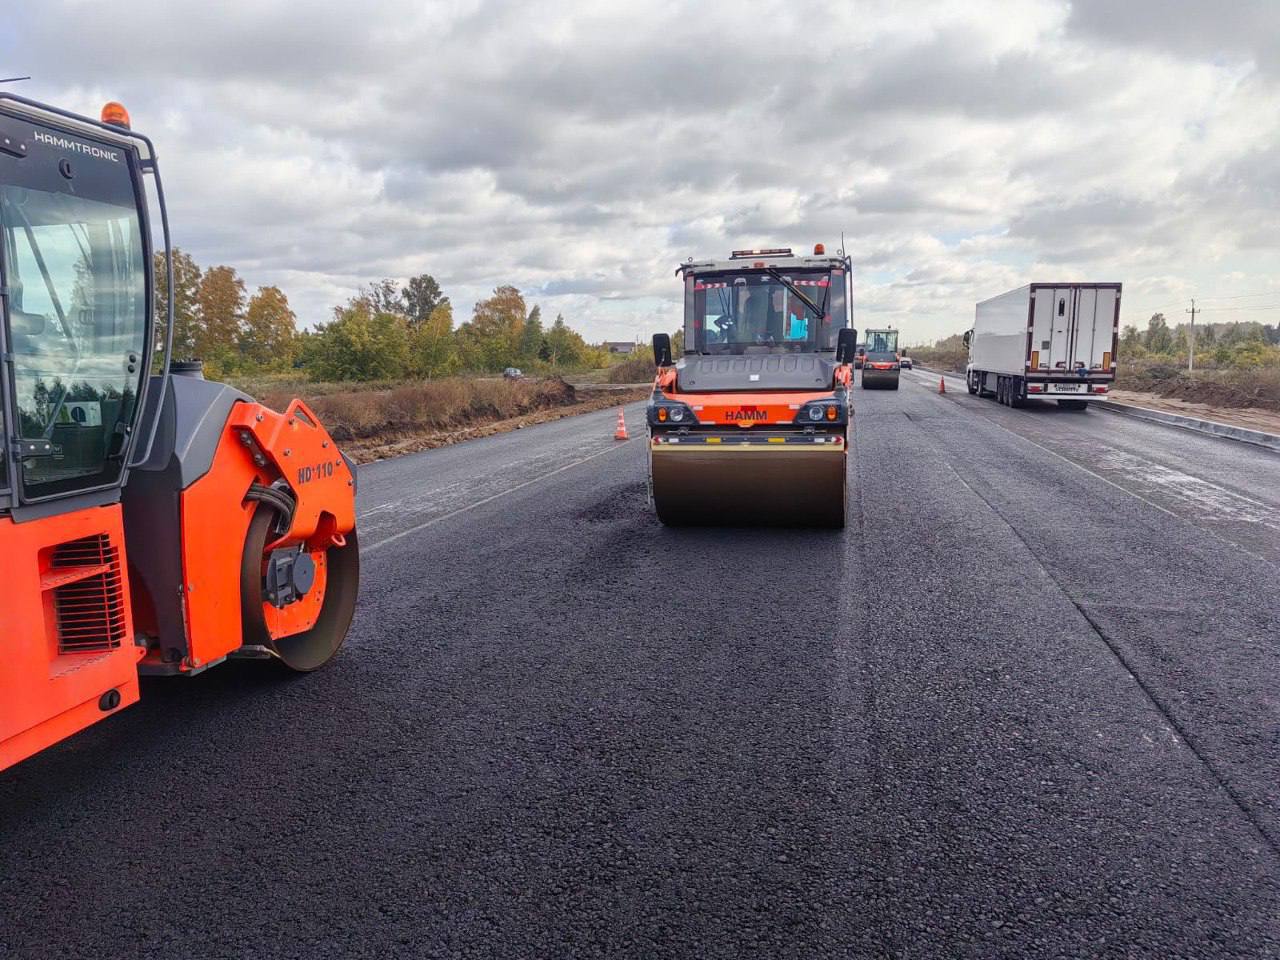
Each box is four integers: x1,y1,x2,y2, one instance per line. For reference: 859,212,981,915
0,95,360,773
648,245,858,528
860,328,901,389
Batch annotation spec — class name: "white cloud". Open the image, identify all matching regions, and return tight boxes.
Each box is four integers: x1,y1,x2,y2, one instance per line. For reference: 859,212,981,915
5,0,1278,342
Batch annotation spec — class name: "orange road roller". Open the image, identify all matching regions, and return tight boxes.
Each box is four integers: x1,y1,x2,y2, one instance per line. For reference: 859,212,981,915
648,245,857,527
0,95,359,772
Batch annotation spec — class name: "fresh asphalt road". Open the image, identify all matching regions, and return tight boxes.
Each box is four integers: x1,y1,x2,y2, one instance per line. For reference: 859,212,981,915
3,372,1279,959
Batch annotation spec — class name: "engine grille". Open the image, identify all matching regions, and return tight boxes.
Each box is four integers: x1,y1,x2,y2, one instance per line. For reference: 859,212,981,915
50,535,127,654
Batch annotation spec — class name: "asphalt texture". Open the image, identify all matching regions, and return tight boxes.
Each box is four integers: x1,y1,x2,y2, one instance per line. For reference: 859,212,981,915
2,371,1279,959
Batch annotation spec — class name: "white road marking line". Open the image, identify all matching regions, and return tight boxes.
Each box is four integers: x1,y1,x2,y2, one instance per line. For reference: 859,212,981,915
362,438,637,555
1094,448,1280,533
918,391,1277,565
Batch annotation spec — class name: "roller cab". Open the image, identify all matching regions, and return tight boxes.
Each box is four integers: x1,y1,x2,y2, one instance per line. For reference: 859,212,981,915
648,246,855,528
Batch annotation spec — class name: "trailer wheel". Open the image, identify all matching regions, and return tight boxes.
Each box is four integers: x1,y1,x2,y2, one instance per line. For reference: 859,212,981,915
240,504,360,672
1010,378,1026,408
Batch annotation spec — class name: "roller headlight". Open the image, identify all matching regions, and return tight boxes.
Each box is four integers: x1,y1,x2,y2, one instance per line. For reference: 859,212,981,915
796,401,845,426
648,401,698,427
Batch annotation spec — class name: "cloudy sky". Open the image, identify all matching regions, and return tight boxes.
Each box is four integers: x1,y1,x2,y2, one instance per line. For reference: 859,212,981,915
5,0,1278,344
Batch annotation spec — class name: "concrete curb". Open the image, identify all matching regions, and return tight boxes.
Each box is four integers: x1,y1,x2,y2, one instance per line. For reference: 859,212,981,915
1093,400,1280,453
913,365,1280,453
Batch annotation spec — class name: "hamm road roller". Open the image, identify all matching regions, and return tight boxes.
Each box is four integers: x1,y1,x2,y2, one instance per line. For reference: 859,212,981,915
647,245,857,527
860,328,901,389
0,95,359,772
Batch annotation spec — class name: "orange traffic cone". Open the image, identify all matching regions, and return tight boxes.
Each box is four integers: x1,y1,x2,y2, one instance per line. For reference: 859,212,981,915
614,408,629,441
938,376,946,394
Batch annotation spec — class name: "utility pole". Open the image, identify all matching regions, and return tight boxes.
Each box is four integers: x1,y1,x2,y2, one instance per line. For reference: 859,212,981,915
1185,298,1198,372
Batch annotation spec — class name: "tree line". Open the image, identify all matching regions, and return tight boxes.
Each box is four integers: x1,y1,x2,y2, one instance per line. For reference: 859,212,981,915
913,315,1280,372
155,250,615,381
155,250,298,378
300,281,613,381
1121,315,1280,367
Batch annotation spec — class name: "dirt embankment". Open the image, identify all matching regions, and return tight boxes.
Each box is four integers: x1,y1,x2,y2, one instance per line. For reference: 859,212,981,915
1117,364,1280,413
257,377,648,463
1107,390,1280,436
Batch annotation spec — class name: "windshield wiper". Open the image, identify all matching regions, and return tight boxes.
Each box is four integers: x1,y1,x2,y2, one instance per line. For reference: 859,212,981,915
765,267,825,321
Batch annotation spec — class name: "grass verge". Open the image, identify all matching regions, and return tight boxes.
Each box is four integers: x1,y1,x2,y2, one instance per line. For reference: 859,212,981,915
243,376,647,462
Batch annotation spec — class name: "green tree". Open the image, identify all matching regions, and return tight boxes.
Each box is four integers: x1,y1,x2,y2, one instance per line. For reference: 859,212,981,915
153,248,202,361
195,265,247,372
360,278,405,316
240,285,297,368
544,313,590,367
411,301,458,377
306,301,411,381
402,274,448,328
1144,313,1172,354
458,286,527,371
518,304,544,364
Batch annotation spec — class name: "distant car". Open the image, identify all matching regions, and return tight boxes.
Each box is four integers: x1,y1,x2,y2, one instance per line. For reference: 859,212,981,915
502,367,524,380
900,355,913,370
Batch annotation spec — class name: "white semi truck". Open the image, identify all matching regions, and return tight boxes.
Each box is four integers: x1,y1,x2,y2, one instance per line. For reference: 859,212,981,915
964,283,1121,409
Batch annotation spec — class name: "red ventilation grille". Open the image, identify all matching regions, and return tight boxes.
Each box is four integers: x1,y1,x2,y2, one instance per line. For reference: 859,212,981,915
49,535,126,654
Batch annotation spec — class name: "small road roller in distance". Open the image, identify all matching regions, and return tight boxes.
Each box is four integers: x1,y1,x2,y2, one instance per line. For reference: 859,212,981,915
860,328,901,390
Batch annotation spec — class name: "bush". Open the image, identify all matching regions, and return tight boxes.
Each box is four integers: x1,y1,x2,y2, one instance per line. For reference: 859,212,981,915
259,376,580,442
607,352,657,383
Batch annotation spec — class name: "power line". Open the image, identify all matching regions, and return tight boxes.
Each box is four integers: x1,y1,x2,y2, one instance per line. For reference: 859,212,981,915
1199,303,1280,312
1196,290,1280,302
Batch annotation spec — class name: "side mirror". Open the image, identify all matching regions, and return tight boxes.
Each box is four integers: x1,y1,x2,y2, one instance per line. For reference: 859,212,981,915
653,332,673,368
835,327,858,363
962,330,972,348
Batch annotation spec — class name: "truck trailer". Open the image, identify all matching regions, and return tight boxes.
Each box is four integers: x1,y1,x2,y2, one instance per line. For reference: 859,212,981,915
965,283,1121,408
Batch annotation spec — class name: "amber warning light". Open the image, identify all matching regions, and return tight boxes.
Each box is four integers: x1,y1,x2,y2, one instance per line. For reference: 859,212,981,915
101,101,130,129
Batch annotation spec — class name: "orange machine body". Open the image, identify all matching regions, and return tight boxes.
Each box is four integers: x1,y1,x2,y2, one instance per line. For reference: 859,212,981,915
0,505,144,770
653,363,852,428
2,397,356,771
140,397,356,673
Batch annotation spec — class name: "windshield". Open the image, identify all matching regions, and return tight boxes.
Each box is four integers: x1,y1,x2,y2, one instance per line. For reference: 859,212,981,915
1,165,147,499
865,329,899,357
684,268,847,355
